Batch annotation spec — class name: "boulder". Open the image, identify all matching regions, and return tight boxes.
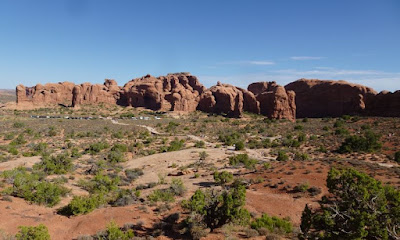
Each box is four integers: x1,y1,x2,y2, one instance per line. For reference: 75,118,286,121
248,81,296,121
121,73,205,112
197,82,259,117
285,79,377,118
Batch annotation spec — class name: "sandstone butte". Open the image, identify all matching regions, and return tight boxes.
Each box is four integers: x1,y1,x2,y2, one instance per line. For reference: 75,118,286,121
15,74,400,119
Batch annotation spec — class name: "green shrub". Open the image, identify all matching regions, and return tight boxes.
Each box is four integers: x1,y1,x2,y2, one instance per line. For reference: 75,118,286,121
300,168,400,239
294,125,303,130
33,153,73,175
148,189,175,203
213,171,233,185
169,178,186,196
251,214,292,233
199,151,208,160
119,112,135,118
293,182,309,192
282,137,300,147
86,141,109,154
58,194,106,216
13,122,25,128
97,220,134,240
394,151,400,163
48,126,57,137
194,141,205,148
4,132,15,140
235,141,245,151
276,151,289,161
167,138,185,152
335,128,349,135
107,150,126,163
8,146,19,155
166,121,180,132
294,152,309,161
111,131,124,139
79,173,120,194
1,167,68,207
33,142,48,155
318,146,327,153
338,130,382,153
15,224,50,240
297,133,307,142
124,168,144,182
183,182,249,231
111,143,128,152
333,119,345,128
10,134,27,146
229,154,257,169
219,132,242,146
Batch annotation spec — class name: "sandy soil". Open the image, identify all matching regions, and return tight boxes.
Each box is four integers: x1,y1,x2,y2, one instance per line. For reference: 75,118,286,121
0,197,158,240
0,156,41,171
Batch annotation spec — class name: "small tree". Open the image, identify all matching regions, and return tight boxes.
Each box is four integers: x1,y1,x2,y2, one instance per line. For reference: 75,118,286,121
300,168,400,239
213,171,233,185
183,181,250,231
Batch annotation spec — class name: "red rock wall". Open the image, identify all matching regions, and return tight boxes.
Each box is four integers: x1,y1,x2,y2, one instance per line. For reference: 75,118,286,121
285,79,377,118
248,81,296,121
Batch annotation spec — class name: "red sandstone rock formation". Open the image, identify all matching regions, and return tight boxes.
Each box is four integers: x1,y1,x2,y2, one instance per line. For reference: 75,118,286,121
15,76,400,119
72,80,121,107
121,73,205,112
285,79,377,118
248,81,296,121
16,82,75,106
197,82,259,117
365,90,400,117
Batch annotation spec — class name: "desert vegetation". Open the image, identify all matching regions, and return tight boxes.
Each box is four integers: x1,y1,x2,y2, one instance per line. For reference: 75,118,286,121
0,105,399,239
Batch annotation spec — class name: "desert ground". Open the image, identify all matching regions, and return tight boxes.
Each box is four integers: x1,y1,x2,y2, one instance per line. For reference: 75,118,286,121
0,103,399,239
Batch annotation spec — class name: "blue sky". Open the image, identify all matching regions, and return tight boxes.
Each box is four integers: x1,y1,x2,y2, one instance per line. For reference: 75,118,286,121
0,0,399,91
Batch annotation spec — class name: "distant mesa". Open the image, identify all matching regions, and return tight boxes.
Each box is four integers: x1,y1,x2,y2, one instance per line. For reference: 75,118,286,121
15,74,400,119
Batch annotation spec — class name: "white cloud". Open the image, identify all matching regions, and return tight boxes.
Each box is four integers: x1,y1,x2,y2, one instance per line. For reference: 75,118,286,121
248,61,275,65
217,60,275,66
290,56,325,60
198,67,400,92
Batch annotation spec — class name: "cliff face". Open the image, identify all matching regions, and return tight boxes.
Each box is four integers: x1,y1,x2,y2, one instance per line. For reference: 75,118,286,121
285,79,377,118
15,76,400,119
72,80,121,107
248,81,296,121
365,90,400,117
197,82,259,117
16,82,75,106
120,73,205,112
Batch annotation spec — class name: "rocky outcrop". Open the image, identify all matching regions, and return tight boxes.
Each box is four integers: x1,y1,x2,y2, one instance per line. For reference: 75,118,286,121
15,75,400,119
197,82,259,117
120,73,205,112
248,82,296,121
365,90,400,117
285,79,377,118
72,80,121,107
16,82,75,106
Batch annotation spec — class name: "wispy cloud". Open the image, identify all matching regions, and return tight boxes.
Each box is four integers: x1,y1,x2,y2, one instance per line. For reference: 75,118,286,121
248,61,275,65
199,67,400,92
218,60,275,65
290,56,325,60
